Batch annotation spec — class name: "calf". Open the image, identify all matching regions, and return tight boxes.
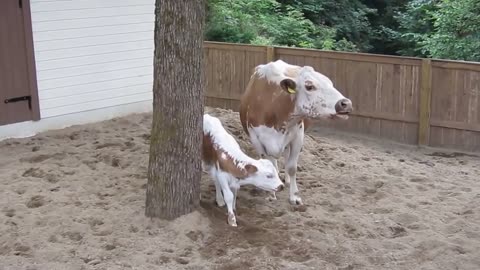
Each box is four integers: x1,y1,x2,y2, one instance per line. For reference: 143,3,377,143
202,114,284,227
239,60,353,205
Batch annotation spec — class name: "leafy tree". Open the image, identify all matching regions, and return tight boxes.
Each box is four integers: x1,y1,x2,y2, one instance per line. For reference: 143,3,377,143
394,0,439,57
421,0,480,61
205,0,480,62
362,0,411,55
205,0,358,51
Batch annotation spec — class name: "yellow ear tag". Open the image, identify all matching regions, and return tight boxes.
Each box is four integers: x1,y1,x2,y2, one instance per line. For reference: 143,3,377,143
287,87,296,94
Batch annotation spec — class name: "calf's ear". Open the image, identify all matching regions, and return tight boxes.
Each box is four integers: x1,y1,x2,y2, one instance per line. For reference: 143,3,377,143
244,164,258,174
280,78,297,94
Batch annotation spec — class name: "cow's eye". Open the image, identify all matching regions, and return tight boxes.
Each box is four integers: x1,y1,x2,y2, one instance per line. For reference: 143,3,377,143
305,84,315,91
266,174,273,178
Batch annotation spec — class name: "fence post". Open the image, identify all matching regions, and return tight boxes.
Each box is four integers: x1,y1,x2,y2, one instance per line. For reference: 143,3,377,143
418,59,432,146
266,46,275,62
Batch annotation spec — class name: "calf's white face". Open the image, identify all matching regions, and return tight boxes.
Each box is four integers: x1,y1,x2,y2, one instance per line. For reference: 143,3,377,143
243,159,284,192
282,66,353,119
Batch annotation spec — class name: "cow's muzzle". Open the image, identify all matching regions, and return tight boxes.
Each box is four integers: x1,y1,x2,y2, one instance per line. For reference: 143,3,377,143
335,98,353,114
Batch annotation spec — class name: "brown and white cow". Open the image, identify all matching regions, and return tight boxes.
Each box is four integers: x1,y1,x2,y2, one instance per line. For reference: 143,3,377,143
202,114,284,227
239,60,353,205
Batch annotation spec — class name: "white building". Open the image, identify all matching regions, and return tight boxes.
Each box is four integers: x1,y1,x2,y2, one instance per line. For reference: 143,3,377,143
0,0,155,140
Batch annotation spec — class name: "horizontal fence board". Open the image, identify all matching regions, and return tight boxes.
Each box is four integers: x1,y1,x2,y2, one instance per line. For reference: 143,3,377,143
275,47,422,66
204,42,479,151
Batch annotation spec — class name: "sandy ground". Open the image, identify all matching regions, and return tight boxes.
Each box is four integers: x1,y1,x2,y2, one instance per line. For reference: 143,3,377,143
1,106,479,270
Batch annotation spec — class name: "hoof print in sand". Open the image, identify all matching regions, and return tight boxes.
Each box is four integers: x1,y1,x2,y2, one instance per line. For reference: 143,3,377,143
26,195,46,208
291,205,308,212
186,230,204,242
62,231,83,242
104,244,116,251
3,208,15,217
13,243,31,257
175,257,189,265
23,168,59,183
388,225,407,238
22,168,45,178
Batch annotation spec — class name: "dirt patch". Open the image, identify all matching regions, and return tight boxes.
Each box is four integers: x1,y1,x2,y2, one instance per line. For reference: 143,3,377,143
0,107,479,270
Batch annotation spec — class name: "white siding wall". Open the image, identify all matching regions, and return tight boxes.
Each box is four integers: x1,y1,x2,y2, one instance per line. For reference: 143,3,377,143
31,0,155,119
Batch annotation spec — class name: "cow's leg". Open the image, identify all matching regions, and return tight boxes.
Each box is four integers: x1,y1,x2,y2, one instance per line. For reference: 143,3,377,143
285,129,304,205
247,131,278,201
266,156,278,171
232,185,239,212
283,144,291,185
216,172,237,227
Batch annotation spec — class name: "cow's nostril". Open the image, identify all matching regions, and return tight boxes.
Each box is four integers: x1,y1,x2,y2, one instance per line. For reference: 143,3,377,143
335,98,352,113
277,184,284,191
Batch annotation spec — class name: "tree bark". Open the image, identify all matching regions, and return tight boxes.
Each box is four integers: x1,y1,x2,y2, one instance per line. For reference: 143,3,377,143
145,0,205,219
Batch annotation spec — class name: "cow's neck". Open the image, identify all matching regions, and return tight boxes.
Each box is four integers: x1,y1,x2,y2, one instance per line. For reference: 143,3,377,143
283,107,307,130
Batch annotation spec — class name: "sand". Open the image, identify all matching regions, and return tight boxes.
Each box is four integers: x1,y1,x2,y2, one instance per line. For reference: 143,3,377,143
0,106,479,270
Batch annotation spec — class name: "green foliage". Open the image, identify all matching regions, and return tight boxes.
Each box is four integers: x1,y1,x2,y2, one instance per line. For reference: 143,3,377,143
205,0,358,51
394,0,439,57
205,0,480,62
421,0,480,61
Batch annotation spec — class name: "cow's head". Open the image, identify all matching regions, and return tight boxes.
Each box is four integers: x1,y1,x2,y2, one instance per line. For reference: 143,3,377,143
280,66,352,119
241,160,284,192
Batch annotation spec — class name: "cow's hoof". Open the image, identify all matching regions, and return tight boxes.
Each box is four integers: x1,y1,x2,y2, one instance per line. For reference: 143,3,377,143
289,196,303,205
265,196,277,201
215,200,226,207
227,214,237,227
215,196,226,207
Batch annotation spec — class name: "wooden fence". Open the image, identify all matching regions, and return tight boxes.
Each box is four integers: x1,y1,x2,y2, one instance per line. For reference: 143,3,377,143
203,41,480,152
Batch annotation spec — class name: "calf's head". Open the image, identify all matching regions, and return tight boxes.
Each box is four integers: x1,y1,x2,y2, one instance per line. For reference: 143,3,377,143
280,66,353,119
241,160,284,192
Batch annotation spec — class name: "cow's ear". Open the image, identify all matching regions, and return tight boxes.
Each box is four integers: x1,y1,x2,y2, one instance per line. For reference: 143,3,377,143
244,164,258,175
280,78,297,94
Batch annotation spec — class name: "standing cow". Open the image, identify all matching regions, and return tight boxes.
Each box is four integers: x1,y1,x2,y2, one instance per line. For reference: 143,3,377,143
239,60,353,205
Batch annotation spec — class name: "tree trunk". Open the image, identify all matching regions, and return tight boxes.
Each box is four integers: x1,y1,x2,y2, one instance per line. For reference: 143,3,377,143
145,0,205,219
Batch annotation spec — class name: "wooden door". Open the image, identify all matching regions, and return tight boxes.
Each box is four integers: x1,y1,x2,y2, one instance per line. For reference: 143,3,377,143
0,0,40,126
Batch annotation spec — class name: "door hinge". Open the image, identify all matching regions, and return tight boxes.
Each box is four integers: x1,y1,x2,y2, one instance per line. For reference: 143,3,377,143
4,95,32,110
19,0,23,8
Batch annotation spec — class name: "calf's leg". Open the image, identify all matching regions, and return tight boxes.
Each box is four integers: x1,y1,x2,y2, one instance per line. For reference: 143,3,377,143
216,171,237,227
213,177,225,207
232,185,239,212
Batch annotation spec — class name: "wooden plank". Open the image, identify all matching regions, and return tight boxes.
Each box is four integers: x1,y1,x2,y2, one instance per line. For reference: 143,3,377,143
266,46,275,62
432,60,480,73
418,59,432,145
353,112,418,124
23,0,40,121
1,0,40,125
403,65,421,120
430,120,480,133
